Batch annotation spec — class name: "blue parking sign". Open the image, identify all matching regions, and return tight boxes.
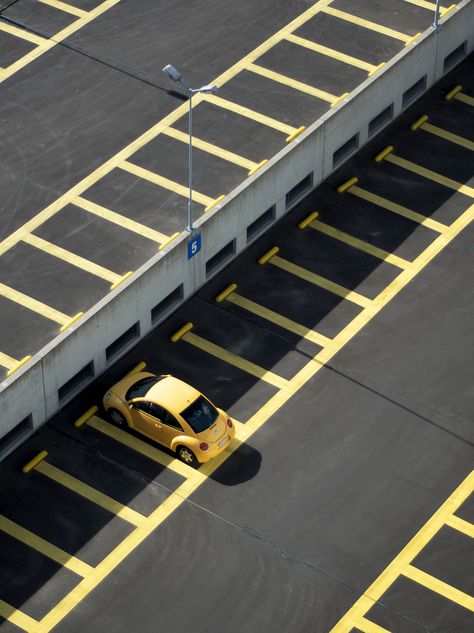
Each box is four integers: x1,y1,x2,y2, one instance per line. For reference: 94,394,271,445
187,233,201,260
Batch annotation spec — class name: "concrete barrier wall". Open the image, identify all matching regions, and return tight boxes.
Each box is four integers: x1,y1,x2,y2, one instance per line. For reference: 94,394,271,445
1,0,473,454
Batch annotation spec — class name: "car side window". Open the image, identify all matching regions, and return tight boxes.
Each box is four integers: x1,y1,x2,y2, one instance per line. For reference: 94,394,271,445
133,401,151,414
149,403,183,430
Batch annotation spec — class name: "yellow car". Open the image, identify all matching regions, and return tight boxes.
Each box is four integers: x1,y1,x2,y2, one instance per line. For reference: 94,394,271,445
103,371,235,465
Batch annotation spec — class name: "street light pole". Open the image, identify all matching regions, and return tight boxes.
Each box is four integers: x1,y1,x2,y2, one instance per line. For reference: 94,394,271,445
162,64,217,232
433,0,442,30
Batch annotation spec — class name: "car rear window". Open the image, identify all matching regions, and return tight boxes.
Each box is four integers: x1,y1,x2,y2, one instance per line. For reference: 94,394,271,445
125,376,163,401
181,396,218,433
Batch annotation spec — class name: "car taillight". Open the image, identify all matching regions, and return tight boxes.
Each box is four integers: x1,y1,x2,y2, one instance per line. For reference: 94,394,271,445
199,442,209,451
226,418,233,428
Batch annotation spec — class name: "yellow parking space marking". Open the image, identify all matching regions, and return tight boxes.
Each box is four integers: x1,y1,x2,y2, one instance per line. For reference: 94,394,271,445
455,92,474,107
246,62,338,103
182,330,292,391
162,127,257,171
22,234,122,285
403,564,474,610
5,354,32,377
0,282,73,326
0,514,93,577
402,0,453,10
384,153,474,197
0,351,19,371
285,33,377,73
321,6,412,42
204,93,297,136
224,290,332,348
0,599,39,631
0,21,46,45
269,254,372,308
349,185,449,233
445,514,474,538
120,160,214,207
308,218,411,269
35,460,146,527
86,415,202,482
38,0,88,17
330,469,474,632
419,122,474,151
356,617,391,633
73,197,169,245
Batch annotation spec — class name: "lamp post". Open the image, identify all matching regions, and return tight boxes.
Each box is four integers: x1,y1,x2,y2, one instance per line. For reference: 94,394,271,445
162,64,217,232
433,0,442,30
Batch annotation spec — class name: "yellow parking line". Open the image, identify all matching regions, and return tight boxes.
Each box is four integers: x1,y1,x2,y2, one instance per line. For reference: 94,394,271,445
183,330,291,391
321,6,412,42
445,514,474,538
204,93,297,136
38,0,87,17
385,153,474,197
0,282,70,325
35,460,146,527
355,617,391,633
86,415,202,482
0,21,46,45
402,0,447,9
0,514,93,577
403,564,474,610
0,351,18,370
162,127,257,171
285,33,376,72
349,185,449,233
226,291,332,347
0,599,39,631
120,161,214,207
22,234,121,285
246,62,338,103
73,197,169,244
455,92,474,107
309,219,411,269
421,122,474,151
270,254,372,308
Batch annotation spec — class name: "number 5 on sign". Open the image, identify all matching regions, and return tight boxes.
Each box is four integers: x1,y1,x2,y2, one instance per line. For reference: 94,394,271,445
187,233,201,260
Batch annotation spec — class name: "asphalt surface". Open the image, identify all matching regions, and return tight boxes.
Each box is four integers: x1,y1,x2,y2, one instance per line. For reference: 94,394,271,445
0,0,445,374
0,52,473,632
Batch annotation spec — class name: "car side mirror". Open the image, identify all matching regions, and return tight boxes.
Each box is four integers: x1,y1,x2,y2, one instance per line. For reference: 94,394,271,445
127,402,135,409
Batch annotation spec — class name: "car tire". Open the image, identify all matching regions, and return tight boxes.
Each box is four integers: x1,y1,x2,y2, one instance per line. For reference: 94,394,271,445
108,408,127,428
176,445,199,467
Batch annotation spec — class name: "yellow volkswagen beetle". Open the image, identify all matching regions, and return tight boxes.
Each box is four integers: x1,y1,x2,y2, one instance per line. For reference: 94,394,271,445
103,371,235,466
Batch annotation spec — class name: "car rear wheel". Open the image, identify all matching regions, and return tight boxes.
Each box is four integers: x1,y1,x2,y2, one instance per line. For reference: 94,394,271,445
108,408,126,428
176,445,199,467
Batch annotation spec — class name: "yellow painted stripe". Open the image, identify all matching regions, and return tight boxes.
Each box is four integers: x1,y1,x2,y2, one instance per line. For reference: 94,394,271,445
0,514,93,577
0,599,39,631
385,153,474,197
309,219,410,269
120,161,214,207
403,564,474,610
36,460,146,527
350,185,448,233
356,617,391,633
0,282,69,325
73,196,169,244
183,331,291,391
0,351,18,370
322,6,411,42
38,0,87,17
270,255,372,308
227,291,332,347
162,127,257,170
22,234,120,284
246,62,337,103
455,92,474,107
402,0,447,10
285,33,376,72
204,93,296,135
421,122,474,151
445,514,474,538
0,21,46,45
87,415,201,481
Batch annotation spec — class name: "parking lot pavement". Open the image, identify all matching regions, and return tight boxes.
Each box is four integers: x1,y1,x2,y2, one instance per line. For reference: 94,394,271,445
0,0,447,377
0,54,473,632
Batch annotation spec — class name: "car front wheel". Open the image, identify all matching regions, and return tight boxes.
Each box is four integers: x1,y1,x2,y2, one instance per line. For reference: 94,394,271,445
176,445,199,467
108,408,126,428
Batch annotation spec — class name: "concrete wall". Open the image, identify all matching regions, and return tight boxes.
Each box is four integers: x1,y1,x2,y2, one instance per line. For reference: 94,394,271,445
1,0,473,455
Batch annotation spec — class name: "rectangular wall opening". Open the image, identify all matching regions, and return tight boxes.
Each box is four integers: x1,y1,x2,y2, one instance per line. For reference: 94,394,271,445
402,75,427,108
0,415,33,460
443,41,467,73
285,173,313,209
151,285,184,325
58,361,94,403
332,133,359,167
206,240,235,277
246,206,275,243
368,104,394,137
106,322,140,361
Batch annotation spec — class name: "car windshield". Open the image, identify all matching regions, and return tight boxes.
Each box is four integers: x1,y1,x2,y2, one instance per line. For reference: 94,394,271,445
125,376,163,401
180,396,218,434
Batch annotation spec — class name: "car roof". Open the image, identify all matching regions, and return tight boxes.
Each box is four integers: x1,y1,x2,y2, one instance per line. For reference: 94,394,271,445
147,375,201,413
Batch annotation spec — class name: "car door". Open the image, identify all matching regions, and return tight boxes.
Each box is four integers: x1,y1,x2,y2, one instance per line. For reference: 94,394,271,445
129,401,162,443
148,403,184,449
